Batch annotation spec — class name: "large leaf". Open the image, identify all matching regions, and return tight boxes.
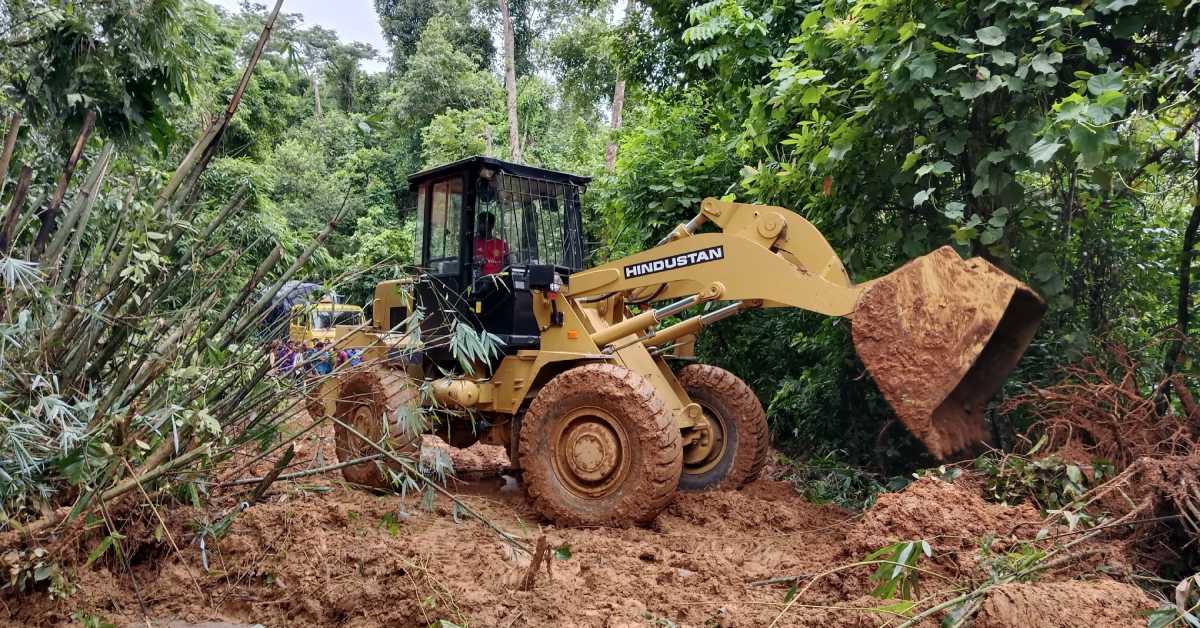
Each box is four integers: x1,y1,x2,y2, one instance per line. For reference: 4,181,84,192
1030,51,1063,74
975,26,1006,46
1028,138,1063,164
1087,71,1124,96
959,75,1003,99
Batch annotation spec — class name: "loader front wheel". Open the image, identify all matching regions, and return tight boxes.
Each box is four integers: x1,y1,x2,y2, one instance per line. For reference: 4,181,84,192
520,364,682,527
676,364,769,490
332,367,422,489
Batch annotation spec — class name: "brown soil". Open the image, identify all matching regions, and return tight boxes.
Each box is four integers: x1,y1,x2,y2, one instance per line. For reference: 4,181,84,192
0,422,1162,628
975,580,1156,628
852,246,1045,459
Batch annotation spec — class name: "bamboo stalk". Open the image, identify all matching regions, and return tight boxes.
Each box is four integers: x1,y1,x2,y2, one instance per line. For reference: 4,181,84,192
47,143,114,284
217,454,385,487
330,414,533,556
1,445,212,548
0,112,21,194
250,445,294,504
31,110,96,260
0,165,32,253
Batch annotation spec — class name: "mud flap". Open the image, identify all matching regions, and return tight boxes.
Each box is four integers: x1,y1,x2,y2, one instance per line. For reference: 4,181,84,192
851,246,1045,459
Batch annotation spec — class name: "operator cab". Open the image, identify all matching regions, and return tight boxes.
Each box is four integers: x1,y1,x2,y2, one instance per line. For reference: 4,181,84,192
406,156,590,354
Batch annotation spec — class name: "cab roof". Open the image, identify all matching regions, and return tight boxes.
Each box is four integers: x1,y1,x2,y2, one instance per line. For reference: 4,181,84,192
407,155,591,190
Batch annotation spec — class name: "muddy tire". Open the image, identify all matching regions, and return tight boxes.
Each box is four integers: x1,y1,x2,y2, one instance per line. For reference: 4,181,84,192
332,367,422,489
519,363,682,526
675,364,769,490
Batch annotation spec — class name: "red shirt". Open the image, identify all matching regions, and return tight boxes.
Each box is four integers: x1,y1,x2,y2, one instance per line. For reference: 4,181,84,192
474,237,509,275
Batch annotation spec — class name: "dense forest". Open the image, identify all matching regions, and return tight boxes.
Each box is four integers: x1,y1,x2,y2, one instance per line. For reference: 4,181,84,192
1,0,1200,625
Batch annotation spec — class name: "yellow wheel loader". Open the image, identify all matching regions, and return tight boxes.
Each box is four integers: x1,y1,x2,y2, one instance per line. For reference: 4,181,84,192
310,156,1045,526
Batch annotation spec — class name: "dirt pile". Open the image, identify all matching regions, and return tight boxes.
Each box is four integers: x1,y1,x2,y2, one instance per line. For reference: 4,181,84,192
0,422,1167,627
850,477,1041,555
974,579,1156,628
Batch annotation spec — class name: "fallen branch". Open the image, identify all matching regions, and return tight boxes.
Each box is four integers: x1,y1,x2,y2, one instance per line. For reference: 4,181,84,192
250,445,294,504
518,535,548,591
216,453,385,488
894,548,1104,628
330,414,533,556
1,445,211,549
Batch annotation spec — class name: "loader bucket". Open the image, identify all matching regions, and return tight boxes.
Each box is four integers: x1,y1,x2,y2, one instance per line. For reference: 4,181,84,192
851,246,1046,459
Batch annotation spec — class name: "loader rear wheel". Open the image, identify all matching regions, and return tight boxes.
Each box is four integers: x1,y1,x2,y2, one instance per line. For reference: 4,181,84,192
676,365,769,490
519,364,682,527
332,367,422,489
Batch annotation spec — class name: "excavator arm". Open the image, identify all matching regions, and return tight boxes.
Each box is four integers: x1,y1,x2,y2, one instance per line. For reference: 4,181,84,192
564,198,1046,459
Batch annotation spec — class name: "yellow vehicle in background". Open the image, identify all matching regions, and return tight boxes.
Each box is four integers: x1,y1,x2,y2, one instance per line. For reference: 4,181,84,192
288,299,366,344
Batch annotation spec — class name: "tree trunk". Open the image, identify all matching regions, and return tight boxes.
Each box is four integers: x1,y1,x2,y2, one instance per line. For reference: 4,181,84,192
311,74,323,118
1163,130,1200,379
604,78,625,172
499,0,520,162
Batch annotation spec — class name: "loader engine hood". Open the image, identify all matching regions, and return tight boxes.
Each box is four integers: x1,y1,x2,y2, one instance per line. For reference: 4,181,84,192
850,246,1046,459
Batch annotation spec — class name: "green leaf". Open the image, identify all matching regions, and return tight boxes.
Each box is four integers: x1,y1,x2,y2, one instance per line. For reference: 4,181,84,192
958,75,1003,99
908,54,937,80
553,543,573,560
913,188,934,206
953,226,979,244
975,26,1006,46
990,50,1016,66
874,600,916,616
1084,38,1106,63
1030,51,1063,74
829,143,853,161
1028,138,1063,164
85,536,114,567
931,41,957,54
1086,71,1124,96
1098,0,1139,13
943,202,965,221
1069,124,1116,167
980,226,1004,245
1066,465,1084,485
943,132,967,155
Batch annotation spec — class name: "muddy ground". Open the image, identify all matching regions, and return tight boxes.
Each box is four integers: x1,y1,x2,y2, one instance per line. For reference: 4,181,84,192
2,422,1163,627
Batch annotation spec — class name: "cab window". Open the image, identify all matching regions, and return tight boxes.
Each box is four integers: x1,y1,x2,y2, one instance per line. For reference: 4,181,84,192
312,310,363,330
428,177,463,270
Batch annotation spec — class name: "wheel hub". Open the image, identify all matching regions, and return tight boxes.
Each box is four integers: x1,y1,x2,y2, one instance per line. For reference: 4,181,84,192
682,406,727,474
554,408,630,497
564,422,619,481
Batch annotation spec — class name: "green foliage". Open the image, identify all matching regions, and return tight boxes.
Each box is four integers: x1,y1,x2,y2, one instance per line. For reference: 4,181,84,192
387,16,501,135
592,91,740,258
421,108,503,166
0,0,214,148
775,450,888,510
1143,574,1200,628
2,547,70,597
374,0,493,72
975,449,1113,511
865,540,932,601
